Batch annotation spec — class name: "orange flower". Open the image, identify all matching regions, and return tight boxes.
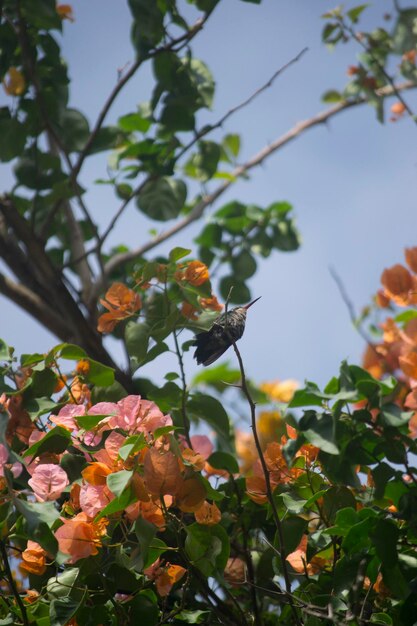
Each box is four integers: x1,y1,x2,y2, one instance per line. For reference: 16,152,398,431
3,67,26,96
24,589,40,604
347,65,360,75
144,559,186,596
200,296,223,312
181,301,198,320
55,513,108,563
391,101,406,116
82,462,112,486
403,49,417,64
405,247,417,274
381,264,414,306
399,351,417,380
184,261,209,286
375,289,390,308
56,4,74,21
194,501,221,526
21,541,47,576
224,557,246,586
260,379,299,403
286,536,328,575
181,447,206,471
97,283,141,334
76,359,90,376
54,375,67,393
175,477,206,513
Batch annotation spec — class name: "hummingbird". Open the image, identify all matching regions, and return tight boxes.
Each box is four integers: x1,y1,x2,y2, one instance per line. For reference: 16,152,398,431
193,297,261,366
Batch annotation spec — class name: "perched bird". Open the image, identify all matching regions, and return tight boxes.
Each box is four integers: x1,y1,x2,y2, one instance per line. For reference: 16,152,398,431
193,297,261,366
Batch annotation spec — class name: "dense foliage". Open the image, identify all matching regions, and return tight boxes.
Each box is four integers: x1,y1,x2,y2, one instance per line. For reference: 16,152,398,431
1,1,417,625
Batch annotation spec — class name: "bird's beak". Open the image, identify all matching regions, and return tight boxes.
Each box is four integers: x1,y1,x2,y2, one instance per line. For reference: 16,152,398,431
244,296,261,310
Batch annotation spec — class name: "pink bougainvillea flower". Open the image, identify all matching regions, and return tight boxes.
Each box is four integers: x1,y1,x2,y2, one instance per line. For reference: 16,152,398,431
79,483,114,518
82,395,172,437
50,404,86,430
0,443,22,478
190,435,213,460
55,512,108,564
28,464,69,502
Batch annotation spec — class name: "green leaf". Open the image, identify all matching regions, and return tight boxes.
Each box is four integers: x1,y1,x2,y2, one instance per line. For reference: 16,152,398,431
137,177,187,221
0,339,10,360
134,517,157,570
322,486,357,524
169,247,191,262
85,359,114,387
379,403,412,428
298,411,339,455
219,276,251,304
0,113,27,162
208,451,239,474
371,519,399,567
281,492,307,514
322,89,343,103
95,484,137,521
370,614,393,626
24,425,71,458
185,523,230,576
118,433,147,460
118,111,152,133
192,361,240,388
325,507,358,536
75,413,114,430
187,393,232,452
50,594,85,626
222,133,240,158
188,59,215,109
128,0,164,52
184,141,220,181
14,499,59,553
47,569,80,599
346,4,369,23
392,9,417,55
175,610,211,624
57,344,87,360
21,0,61,29
276,516,307,554
231,250,257,280
57,108,90,153
107,469,133,497
125,321,150,367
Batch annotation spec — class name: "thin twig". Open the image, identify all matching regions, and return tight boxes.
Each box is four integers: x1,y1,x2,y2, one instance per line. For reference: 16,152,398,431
101,80,416,284
329,266,382,363
173,329,192,447
228,338,301,625
341,18,416,122
175,47,309,163
0,540,29,626
72,13,214,178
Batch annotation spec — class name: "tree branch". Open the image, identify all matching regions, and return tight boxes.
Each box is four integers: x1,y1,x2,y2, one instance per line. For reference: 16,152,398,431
174,46,309,163
72,12,215,179
101,80,416,285
0,271,71,339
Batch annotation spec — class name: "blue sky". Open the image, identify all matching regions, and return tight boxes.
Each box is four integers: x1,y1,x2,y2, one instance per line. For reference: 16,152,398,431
1,0,416,390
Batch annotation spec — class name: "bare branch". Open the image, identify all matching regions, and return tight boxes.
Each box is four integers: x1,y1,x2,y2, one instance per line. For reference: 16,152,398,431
175,47,309,163
329,266,382,363
101,80,416,285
